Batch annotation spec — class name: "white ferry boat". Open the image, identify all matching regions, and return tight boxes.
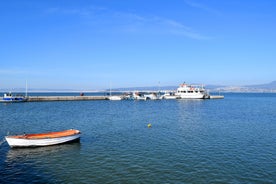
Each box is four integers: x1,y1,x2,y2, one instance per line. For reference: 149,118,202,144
175,83,208,99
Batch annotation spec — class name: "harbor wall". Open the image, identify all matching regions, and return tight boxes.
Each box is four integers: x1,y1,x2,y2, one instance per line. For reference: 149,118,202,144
26,95,224,102
27,96,107,102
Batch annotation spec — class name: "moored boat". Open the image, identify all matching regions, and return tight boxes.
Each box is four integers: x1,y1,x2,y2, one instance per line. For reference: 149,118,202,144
160,91,180,99
132,92,147,100
0,92,27,103
5,129,81,148
108,96,122,100
144,93,158,100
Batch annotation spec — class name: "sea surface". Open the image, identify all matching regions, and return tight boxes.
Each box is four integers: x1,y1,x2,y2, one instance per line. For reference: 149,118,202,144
0,93,275,183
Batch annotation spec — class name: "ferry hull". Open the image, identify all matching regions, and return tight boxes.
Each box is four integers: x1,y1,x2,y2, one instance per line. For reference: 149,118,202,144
178,94,205,99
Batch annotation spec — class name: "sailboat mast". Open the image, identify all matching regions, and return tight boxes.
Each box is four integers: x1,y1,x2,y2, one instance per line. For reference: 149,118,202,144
25,80,28,97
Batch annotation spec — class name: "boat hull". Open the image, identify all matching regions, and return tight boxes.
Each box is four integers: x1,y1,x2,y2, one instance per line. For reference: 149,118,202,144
108,96,122,100
5,129,81,148
164,96,179,99
0,98,27,103
178,94,205,99
0,93,27,103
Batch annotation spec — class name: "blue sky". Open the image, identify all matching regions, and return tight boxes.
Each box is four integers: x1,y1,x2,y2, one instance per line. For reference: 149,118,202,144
1,0,276,90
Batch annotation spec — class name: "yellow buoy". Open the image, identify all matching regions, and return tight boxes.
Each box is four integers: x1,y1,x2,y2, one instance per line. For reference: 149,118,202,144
147,123,152,128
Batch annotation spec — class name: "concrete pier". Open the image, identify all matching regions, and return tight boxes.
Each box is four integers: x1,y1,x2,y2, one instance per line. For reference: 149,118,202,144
27,96,107,102
25,94,224,102
209,95,224,99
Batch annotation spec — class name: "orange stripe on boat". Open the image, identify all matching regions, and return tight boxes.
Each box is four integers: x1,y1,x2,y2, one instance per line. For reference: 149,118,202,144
8,129,81,139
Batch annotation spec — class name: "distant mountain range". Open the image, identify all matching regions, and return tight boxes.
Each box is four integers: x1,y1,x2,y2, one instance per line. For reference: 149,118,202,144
113,81,276,93
1,81,276,93
207,81,276,92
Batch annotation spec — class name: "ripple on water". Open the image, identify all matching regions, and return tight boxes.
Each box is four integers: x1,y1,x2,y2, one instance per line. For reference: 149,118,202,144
0,94,276,183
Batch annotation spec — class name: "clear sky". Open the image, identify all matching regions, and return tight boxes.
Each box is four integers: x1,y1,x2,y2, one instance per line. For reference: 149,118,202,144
1,0,276,90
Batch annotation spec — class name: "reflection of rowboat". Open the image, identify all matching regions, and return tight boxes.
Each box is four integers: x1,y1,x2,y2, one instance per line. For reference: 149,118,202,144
5,129,81,148
6,142,80,162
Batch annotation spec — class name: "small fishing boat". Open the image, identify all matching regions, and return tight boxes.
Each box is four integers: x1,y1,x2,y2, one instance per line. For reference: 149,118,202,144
5,129,81,148
144,93,158,100
160,91,180,99
132,92,147,100
108,96,122,100
0,92,27,103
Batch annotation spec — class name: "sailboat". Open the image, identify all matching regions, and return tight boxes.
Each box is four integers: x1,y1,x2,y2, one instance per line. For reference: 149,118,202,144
108,83,122,100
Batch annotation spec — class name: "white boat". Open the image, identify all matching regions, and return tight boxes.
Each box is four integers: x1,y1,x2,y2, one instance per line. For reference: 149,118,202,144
5,129,81,148
0,92,27,103
144,93,158,100
1,81,29,103
161,91,180,99
175,83,208,99
132,92,147,100
108,83,122,100
108,96,122,100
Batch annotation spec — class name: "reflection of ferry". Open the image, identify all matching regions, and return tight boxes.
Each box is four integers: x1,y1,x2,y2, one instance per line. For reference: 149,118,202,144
175,83,209,99
0,92,27,103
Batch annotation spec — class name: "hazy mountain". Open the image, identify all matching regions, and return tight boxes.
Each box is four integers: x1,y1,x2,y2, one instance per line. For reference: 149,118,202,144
112,81,276,92
1,81,275,93
211,81,276,92
245,81,276,90
113,86,177,91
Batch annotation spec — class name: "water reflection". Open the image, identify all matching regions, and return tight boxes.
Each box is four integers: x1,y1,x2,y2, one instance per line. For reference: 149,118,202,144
5,142,81,162
1,143,81,184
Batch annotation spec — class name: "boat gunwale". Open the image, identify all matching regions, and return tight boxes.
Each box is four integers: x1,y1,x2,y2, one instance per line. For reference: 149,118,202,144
6,129,81,140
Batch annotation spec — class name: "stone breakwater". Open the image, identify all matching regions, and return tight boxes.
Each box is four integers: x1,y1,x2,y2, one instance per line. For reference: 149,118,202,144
27,96,107,102
26,95,224,102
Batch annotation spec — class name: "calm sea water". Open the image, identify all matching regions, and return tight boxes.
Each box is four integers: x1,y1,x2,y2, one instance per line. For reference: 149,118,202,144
0,93,275,183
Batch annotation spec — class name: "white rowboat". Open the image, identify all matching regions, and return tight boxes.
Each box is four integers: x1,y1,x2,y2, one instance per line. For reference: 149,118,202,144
5,129,81,148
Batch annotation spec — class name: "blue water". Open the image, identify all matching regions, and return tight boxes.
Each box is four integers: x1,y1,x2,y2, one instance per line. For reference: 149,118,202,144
0,93,275,183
